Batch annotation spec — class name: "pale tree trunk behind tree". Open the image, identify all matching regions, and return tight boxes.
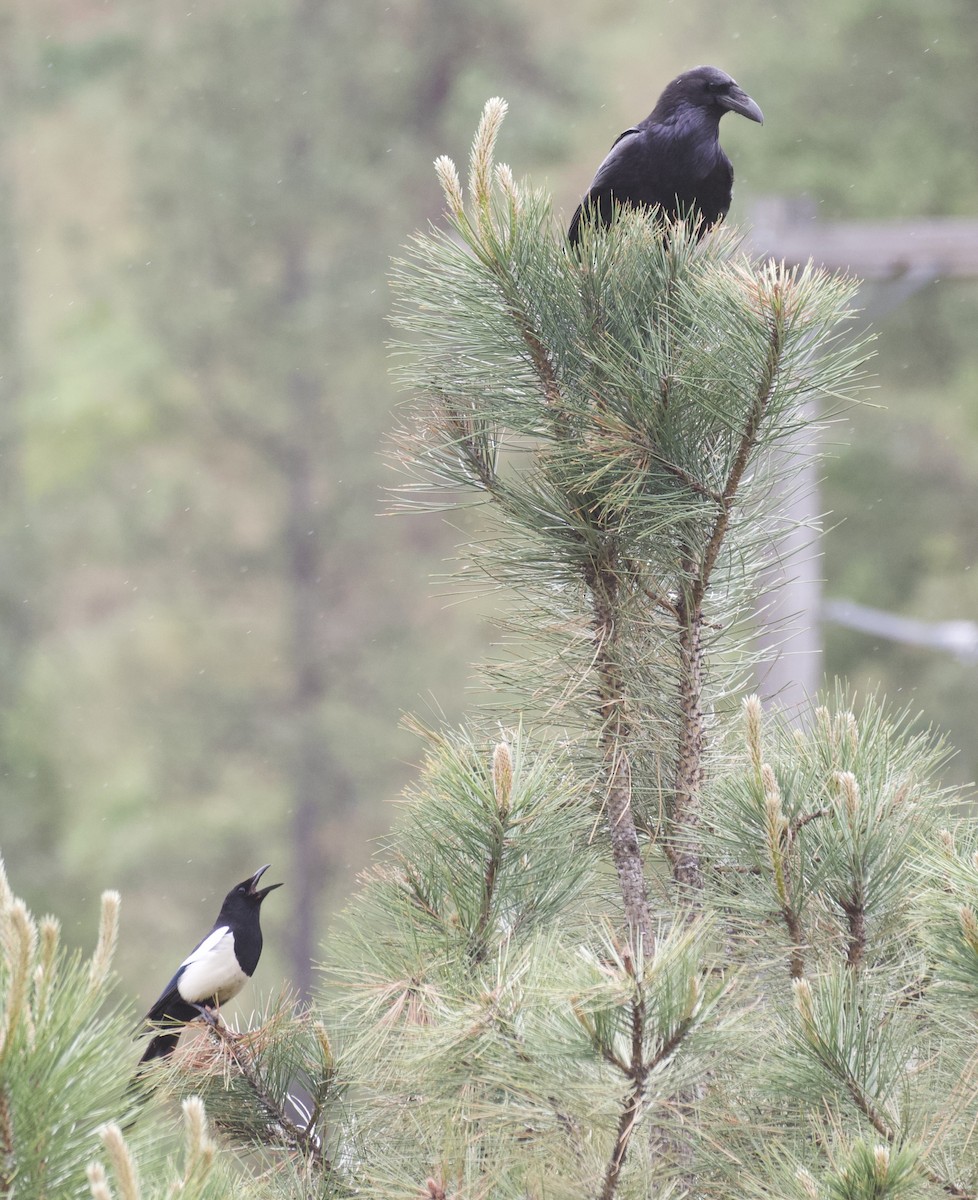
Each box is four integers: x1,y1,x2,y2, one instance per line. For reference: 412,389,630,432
753,402,823,716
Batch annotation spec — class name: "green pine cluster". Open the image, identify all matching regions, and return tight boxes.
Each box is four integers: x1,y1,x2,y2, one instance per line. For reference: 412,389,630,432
5,99,978,1200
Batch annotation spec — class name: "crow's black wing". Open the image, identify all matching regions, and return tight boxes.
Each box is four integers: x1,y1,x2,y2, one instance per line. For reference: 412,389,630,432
570,126,734,242
568,127,644,243
569,125,701,243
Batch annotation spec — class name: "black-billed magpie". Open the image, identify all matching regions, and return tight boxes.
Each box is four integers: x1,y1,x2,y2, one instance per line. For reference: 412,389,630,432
139,864,282,1063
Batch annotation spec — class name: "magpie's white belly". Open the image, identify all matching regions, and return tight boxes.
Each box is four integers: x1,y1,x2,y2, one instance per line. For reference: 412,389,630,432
176,927,248,1006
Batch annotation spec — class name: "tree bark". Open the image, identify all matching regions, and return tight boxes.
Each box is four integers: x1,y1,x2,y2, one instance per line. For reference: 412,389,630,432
588,551,653,947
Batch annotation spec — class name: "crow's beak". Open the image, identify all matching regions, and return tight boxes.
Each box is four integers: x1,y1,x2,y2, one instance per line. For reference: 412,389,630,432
246,863,283,900
723,85,764,125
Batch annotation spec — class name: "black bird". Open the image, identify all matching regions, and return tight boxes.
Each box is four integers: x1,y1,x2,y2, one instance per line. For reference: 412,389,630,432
568,65,763,245
139,864,282,1063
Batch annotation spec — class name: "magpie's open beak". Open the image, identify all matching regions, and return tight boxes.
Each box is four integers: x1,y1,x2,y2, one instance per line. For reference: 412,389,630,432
246,863,283,901
723,84,764,125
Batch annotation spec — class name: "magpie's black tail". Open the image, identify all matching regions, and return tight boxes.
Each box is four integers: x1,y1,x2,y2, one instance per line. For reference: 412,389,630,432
139,1028,182,1064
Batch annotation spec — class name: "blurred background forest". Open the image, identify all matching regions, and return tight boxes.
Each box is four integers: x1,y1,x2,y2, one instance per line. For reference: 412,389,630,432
2,0,978,1012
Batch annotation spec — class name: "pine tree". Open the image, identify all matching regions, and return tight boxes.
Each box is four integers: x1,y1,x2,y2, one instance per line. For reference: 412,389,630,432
387,97,866,924
8,100,978,1200
314,101,975,1199
0,859,253,1199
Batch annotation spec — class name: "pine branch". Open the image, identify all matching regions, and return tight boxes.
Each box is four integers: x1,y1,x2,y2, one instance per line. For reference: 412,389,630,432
0,1087,12,1194
598,995,646,1200
419,126,661,952
667,269,789,894
794,972,974,1200
438,389,499,493
470,807,506,965
569,931,716,1200
839,891,867,972
598,999,696,1200
693,286,784,609
668,602,707,893
586,546,653,946
385,104,895,1200
647,450,724,504
765,765,807,980
841,1065,973,1199
204,1018,332,1172
510,294,567,432
788,806,830,838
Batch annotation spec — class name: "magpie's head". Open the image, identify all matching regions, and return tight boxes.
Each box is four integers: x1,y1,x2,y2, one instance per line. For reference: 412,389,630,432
659,66,764,126
230,864,283,907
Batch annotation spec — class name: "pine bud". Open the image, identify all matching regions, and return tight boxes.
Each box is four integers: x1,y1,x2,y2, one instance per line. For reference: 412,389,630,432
743,694,763,774
492,741,513,818
1,901,36,1056
834,771,860,820
795,1167,819,1199
958,905,978,953
872,1144,890,1179
182,1095,215,1174
762,763,782,807
843,711,858,754
89,890,120,991
762,764,787,847
98,1124,139,1200
0,857,12,912
792,977,814,1027
38,915,59,974
434,155,464,216
468,96,508,212
314,1020,334,1071
31,916,60,1018
494,162,520,215
86,1162,113,1200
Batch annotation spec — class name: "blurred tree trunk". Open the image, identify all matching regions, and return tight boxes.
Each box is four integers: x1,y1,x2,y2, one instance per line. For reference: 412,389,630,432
278,0,330,1001
0,16,50,862
282,383,334,998
0,22,31,705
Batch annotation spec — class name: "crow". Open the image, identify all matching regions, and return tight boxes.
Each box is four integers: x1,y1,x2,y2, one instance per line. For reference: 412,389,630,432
138,864,282,1064
568,66,763,245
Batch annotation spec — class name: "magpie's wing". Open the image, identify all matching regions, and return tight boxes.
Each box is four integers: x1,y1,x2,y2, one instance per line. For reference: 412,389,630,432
144,924,230,1021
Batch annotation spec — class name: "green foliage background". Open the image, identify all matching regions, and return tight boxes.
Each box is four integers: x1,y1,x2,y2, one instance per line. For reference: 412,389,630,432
0,0,976,1018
